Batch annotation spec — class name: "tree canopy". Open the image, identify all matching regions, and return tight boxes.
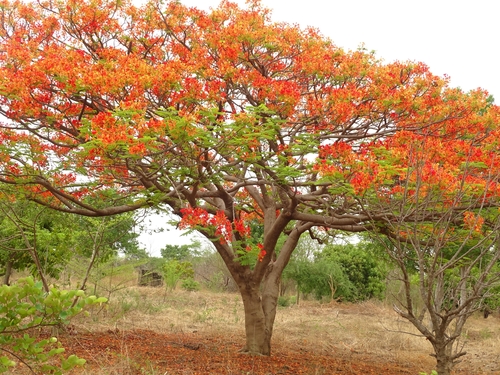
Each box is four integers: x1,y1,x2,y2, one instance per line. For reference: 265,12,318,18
0,0,499,356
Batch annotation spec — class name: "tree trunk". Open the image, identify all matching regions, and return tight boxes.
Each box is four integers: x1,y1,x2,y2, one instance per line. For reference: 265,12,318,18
29,248,50,292
3,260,12,285
214,222,306,356
237,269,281,355
433,340,454,375
458,266,467,308
239,286,271,355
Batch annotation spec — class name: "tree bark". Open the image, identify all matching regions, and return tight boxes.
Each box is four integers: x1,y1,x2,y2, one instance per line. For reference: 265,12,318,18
214,222,308,356
3,259,12,285
433,341,453,375
239,285,270,355
234,261,285,355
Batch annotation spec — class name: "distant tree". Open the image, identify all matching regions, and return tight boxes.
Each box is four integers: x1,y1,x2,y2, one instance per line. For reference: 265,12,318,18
69,212,144,293
160,240,202,261
287,257,356,302
0,197,74,290
316,242,387,300
0,192,143,291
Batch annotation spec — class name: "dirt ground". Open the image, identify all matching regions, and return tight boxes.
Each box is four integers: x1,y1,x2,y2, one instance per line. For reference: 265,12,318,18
8,287,500,374
58,329,430,375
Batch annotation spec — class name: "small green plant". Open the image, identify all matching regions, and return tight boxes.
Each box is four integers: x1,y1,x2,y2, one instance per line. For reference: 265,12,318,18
419,371,438,375
162,260,194,291
0,277,107,374
195,307,215,323
278,295,296,307
119,297,136,314
278,296,289,307
181,278,200,291
480,328,492,340
204,270,225,291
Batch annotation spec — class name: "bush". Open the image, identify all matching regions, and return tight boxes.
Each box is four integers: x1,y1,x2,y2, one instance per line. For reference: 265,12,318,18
477,263,500,313
162,260,194,291
285,259,356,301
278,295,296,307
283,241,388,303
181,278,200,292
317,243,387,301
0,277,107,374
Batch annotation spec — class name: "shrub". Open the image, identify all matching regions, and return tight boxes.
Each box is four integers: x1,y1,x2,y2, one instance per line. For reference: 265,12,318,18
278,295,296,307
286,259,356,301
162,260,194,291
181,278,200,292
0,277,107,374
317,243,387,301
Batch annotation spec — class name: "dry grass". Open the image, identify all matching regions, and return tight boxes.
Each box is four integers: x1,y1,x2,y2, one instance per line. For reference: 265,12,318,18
5,267,500,374
69,286,500,375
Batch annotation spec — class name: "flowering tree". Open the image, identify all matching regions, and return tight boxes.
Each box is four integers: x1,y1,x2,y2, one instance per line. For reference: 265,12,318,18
0,0,498,355
360,131,500,375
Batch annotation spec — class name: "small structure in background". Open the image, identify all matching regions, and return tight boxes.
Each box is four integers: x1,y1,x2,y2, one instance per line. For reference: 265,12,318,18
136,265,163,287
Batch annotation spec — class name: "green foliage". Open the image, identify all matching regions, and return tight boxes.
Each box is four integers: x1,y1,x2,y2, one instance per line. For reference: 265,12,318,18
286,259,356,301
484,289,500,311
284,238,387,302
160,240,202,261
162,260,194,291
277,295,296,307
0,277,107,373
0,200,75,280
181,278,200,292
0,197,144,288
477,262,500,311
317,242,387,300
71,212,143,262
161,244,191,261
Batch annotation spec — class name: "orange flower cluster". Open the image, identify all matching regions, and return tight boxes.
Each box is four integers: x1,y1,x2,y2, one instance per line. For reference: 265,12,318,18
463,211,485,233
179,207,248,245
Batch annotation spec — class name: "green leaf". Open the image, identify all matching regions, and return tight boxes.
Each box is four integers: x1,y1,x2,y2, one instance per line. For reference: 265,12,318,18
0,356,16,370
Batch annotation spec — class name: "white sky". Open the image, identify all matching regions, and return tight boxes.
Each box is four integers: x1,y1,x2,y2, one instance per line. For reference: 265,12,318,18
139,0,499,255
180,0,499,99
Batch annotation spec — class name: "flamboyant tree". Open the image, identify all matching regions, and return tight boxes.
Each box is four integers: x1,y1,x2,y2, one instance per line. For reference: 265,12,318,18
358,130,500,374
0,0,499,355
